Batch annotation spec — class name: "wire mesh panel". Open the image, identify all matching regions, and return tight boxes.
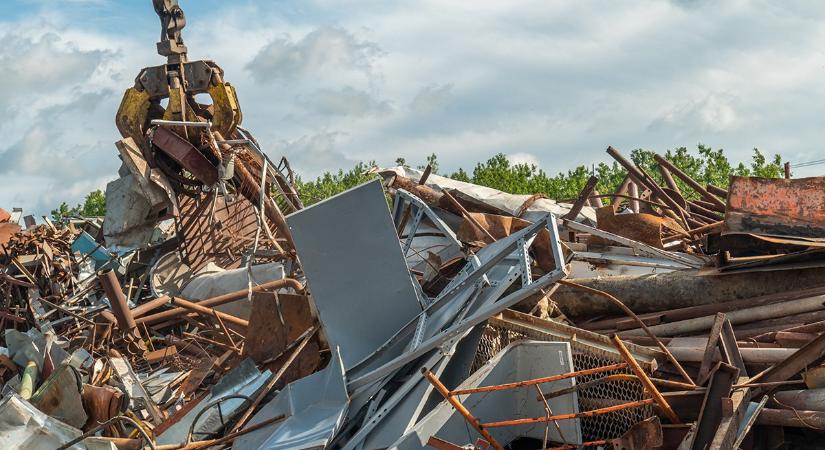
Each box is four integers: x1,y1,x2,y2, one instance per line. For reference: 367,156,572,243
471,321,654,442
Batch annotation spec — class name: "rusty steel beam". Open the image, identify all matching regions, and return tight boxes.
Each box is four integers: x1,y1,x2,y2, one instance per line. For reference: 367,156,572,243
686,362,738,450
150,126,218,185
749,332,825,396
725,176,825,239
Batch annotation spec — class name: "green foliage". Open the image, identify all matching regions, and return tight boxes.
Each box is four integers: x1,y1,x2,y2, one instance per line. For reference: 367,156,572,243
418,153,439,174
440,145,782,204
51,190,106,220
294,161,379,206
54,146,786,217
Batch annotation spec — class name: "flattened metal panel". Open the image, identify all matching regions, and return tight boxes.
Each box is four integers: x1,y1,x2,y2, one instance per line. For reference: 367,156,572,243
725,176,825,239
286,179,422,369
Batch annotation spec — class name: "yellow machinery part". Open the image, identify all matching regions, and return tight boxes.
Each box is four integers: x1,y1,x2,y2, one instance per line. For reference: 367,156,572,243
115,88,151,148
208,82,242,138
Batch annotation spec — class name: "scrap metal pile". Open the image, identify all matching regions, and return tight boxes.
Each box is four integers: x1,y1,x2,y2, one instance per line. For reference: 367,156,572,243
2,2,825,450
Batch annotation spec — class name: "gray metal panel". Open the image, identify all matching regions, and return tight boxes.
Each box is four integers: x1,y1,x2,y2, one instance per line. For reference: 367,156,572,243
286,179,423,369
234,348,349,450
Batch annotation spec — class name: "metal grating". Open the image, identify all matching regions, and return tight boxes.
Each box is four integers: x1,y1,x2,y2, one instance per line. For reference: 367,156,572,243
471,322,654,442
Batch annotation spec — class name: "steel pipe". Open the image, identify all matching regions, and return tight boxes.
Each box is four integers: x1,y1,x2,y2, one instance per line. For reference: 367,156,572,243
135,278,303,326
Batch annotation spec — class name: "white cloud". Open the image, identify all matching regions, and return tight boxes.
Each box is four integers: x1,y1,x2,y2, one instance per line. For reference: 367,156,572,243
300,86,391,117
650,94,742,134
6,0,825,213
245,26,382,83
507,152,540,167
409,84,453,114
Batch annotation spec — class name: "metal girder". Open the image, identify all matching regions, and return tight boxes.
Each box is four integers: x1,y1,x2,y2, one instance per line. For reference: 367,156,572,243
347,213,566,390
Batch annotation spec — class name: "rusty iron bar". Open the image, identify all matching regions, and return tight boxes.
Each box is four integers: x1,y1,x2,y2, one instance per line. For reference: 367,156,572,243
562,175,599,221
168,297,249,328
538,374,699,402
441,189,497,243
653,154,726,210
481,398,656,428
422,368,506,450
662,221,723,243
396,165,432,237
706,183,728,198
611,335,681,424
658,165,681,194
98,269,145,353
135,278,302,325
749,332,825,396
559,279,694,386
99,269,138,332
606,147,690,229
450,362,629,396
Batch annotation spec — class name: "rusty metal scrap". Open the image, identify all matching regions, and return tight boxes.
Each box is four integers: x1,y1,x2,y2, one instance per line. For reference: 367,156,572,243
2,2,825,449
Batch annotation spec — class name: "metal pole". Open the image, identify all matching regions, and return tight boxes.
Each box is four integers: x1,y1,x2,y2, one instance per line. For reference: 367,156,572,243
422,368,506,450
612,335,681,424
168,297,249,328
482,398,656,428
135,278,302,325
450,362,628,396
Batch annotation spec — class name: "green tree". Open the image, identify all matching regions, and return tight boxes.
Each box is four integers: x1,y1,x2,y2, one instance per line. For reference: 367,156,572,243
295,162,379,206
50,190,106,220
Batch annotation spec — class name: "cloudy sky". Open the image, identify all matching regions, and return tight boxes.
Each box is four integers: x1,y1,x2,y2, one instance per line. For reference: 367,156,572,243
2,0,824,215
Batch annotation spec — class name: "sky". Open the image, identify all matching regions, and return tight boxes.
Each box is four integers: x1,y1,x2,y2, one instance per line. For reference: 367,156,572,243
2,0,825,216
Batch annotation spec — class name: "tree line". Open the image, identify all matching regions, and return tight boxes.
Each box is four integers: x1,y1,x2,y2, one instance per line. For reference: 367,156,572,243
53,145,784,219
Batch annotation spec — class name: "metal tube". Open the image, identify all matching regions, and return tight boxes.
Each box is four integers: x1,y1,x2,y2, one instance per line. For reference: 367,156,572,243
450,362,629,396
151,119,211,128
658,165,681,194
168,297,249,328
612,335,681,424
628,182,639,213
98,270,141,344
421,368,506,450
756,408,825,429
482,398,656,428
99,270,136,330
622,294,825,337
667,346,795,364
653,154,726,210
135,278,302,325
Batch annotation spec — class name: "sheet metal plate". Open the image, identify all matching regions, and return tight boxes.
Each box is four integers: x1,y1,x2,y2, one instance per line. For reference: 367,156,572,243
286,179,422,369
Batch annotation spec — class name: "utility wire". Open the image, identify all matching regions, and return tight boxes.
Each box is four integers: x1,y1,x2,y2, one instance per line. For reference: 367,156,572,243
793,158,825,168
